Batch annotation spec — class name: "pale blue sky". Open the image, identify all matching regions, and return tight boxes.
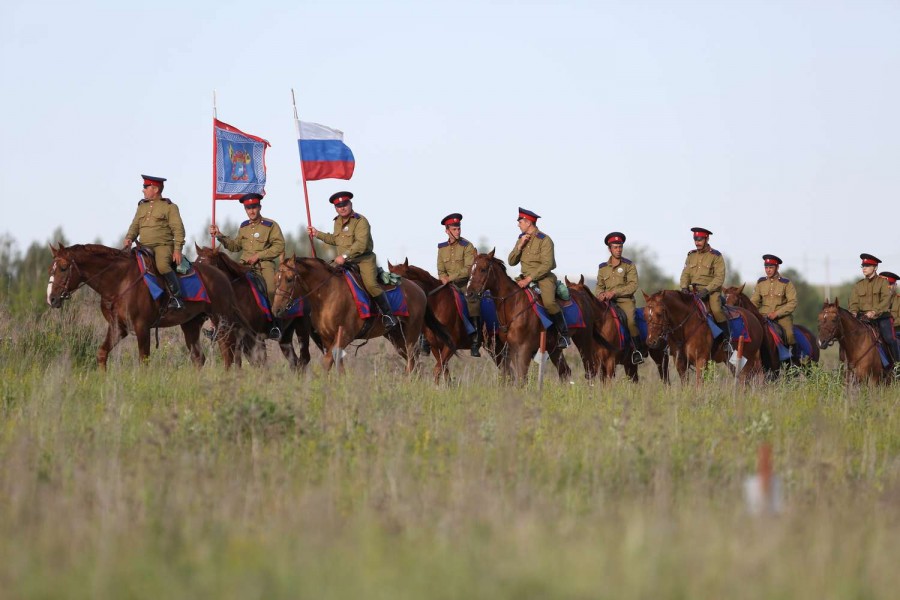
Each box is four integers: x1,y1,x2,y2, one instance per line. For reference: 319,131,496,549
2,0,898,285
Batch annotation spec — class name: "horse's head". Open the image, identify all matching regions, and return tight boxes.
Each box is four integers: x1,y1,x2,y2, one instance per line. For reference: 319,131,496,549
467,249,503,298
642,290,671,349
193,243,218,266
817,297,842,349
388,257,411,278
272,256,303,317
564,275,587,294
723,284,746,307
47,243,82,308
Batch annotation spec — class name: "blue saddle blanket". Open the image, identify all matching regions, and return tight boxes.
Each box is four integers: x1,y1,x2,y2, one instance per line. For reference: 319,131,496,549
136,253,209,303
451,287,477,336
343,272,408,319
767,322,813,361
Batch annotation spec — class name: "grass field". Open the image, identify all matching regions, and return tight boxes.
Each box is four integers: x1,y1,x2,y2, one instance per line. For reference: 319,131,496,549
2,297,900,598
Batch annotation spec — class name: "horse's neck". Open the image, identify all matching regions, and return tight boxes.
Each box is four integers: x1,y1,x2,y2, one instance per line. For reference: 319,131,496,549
75,251,133,296
665,292,701,337
489,267,520,298
294,260,341,299
740,294,764,320
409,269,441,291
839,310,873,345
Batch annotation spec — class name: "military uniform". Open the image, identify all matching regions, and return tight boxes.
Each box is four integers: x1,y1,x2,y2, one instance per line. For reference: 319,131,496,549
849,254,897,363
125,198,185,275
437,237,479,317
751,262,797,346
883,272,900,329
595,257,639,337
679,227,726,323
218,217,285,304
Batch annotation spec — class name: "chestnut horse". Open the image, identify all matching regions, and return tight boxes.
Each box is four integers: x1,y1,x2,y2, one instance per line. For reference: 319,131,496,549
642,290,764,384
817,298,892,384
194,245,321,369
724,284,819,377
388,259,501,383
272,256,454,374
566,276,670,383
47,243,249,368
465,250,597,384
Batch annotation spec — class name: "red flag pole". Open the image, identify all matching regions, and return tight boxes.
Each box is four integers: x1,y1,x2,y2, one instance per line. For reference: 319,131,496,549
292,89,317,258
211,90,218,249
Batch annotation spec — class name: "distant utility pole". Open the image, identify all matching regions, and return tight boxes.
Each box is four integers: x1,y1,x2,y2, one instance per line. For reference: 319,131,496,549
824,255,830,301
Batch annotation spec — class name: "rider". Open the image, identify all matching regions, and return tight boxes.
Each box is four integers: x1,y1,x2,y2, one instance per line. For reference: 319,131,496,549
508,207,571,348
882,270,900,360
594,231,645,362
437,213,481,356
308,191,398,330
210,193,286,339
679,226,726,334
848,253,896,363
750,254,798,354
123,175,186,309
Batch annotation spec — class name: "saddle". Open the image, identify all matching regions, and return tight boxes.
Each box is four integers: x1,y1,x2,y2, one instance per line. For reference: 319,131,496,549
339,264,401,292
526,279,570,301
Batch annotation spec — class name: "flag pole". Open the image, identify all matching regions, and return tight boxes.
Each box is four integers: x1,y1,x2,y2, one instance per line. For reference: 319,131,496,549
292,88,317,258
211,90,218,249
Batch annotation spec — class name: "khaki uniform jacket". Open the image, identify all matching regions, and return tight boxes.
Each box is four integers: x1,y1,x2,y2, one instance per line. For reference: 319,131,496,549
848,275,891,316
594,257,638,299
890,293,900,324
751,275,797,318
125,198,185,249
508,231,556,282
680,247,725,292
437,237,476,283
218,218,285,263
314,212,374,262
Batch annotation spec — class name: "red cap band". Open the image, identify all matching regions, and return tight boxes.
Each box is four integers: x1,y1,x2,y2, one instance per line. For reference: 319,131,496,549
885,276,898,284
444,218,460,226
607,236,623,244
862,258,878,265
764,259,779,266
143,179,160,187
518,211,538,223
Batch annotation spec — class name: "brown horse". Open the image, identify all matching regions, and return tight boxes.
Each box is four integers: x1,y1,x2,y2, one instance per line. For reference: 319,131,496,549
272,256,454,374
642,290,764,384
724,284,820,377
47,243,249,369
566,276,670,383
466,250,598,384
387,259,501,383
817,298,892,384
194,245,321,369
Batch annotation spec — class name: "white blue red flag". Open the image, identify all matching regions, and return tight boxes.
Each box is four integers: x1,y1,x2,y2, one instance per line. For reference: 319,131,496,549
214,119,270,199
298,121,355,181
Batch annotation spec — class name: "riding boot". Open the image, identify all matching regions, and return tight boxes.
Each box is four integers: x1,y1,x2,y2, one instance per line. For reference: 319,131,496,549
418,334,431,354
269,318,283,341
551,312,571,349
470,316,483,357
163,271,184,309
714,321,728,339
374,293,399,330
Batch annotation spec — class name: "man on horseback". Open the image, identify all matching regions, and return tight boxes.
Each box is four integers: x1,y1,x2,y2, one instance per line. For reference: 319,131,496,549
308,191,398,330
508,207,571,348
751,254,797,354
883,271,900,349
594,231,645,362
209,193,286,339
437,213,482,356
679,227,726,334
849,254,897,363
123,175,186,309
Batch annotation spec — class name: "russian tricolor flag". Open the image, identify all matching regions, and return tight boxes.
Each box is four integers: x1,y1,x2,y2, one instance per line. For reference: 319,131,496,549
298,121,355,181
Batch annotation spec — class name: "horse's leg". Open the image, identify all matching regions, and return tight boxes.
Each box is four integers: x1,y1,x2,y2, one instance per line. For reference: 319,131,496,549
97,318,127,370
550,348,572,382
624,360,638,382
674,350,689,383
182,317,207,368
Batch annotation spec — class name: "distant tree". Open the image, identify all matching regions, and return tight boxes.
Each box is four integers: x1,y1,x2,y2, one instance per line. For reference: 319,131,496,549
630,245,677,304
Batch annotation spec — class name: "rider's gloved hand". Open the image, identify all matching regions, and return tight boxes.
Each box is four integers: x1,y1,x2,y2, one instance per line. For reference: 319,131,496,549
698,288,710,299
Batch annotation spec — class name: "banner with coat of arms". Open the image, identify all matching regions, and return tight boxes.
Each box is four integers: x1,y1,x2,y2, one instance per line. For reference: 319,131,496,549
213,119,270,199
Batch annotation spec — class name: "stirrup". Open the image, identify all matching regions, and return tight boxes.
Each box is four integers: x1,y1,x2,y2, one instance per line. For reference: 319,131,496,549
268,327,282,340
202,327,216,341
558,335,571,349
631,349,644,365
470,343,482,357
382,313,399,330
168,297,184,309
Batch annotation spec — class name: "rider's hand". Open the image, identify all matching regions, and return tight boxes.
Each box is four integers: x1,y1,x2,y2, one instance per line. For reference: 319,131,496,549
698,288,710,299
209,225,220,237
517,277,531,289
334,254,346,265
440,276,450,284
173,250,183,265
865,310,876,319
308,226,318,237
680,287,690,294
123,238,132,249
246,254,259,265
767,312,778,320
517,233,531,249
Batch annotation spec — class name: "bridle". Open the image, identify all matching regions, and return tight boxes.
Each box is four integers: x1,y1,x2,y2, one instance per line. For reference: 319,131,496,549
273,261,333,313
644,294,699,346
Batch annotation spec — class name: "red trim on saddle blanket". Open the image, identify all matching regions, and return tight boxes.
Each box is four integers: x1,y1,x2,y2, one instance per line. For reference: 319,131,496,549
343,272,374,319
607,303,626,349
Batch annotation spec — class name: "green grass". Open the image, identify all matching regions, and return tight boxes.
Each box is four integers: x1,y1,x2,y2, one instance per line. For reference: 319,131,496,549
1,298,899,598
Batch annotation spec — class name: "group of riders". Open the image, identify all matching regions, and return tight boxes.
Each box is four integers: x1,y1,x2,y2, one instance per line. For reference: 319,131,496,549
125,174,900,367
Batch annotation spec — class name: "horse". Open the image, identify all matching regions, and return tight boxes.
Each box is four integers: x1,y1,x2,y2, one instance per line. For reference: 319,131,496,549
47,243,250,369
387,258,501,383
465,250,597,384
271,256,454,374
566,276,670,383
724,284,819,377
817,298,892,384
194,245,321,369
642,290,764,385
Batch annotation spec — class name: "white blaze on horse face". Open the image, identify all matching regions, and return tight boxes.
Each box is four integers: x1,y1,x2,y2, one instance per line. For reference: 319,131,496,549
46,276,54,305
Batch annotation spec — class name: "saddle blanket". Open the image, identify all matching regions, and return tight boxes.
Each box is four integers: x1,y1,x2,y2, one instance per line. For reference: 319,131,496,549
136,253,209,303
766,322,812,361
528,289,586,330
451,287,477,336
246,272,303,321
344,272,409,320
481,294,500,334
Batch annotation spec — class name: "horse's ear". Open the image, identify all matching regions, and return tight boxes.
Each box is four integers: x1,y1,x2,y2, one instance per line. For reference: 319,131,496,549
738,283,745,294
564,276,571,286
579,274,585,285
488,247,495,259
834,297,840,308
643,291,651,302
387,260,394,269
404,257,409,267
194,242,202,253
49,243,57,256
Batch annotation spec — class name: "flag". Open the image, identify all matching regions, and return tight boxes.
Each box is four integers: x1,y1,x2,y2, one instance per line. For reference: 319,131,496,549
298,121,355,181
214,119,270,199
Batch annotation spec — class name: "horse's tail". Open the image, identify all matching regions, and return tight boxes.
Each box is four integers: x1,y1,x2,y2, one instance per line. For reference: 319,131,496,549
424,305,457,356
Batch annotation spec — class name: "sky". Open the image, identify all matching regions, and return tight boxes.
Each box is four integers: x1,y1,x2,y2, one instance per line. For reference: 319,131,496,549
2,0,899,286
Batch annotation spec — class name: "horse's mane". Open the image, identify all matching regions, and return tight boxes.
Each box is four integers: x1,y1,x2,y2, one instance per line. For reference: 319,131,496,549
401,263,437,281
207,250,249,278
288,256,343,275
478,254,507,272
66,244,131,261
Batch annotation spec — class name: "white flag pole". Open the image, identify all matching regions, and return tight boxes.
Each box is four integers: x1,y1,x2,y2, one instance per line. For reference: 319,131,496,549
292,89,317,258
211,90,218,249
